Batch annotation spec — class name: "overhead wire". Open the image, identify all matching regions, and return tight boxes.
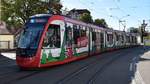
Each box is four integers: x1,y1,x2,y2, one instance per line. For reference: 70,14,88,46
78,0,114,27
76,0,149,29
78,0,110,17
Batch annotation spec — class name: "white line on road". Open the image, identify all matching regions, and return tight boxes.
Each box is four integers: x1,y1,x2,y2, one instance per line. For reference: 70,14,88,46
130,57,137,71
132,57,137,61
130,63,133,71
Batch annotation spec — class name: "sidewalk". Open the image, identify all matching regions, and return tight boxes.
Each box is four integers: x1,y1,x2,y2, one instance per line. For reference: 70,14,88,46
1,52,16,60
132,48,150,84
0,49,16,60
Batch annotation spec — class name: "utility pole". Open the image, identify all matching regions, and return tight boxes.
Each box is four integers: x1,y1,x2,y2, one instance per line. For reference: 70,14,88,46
141,20,147,43
119,20,126,31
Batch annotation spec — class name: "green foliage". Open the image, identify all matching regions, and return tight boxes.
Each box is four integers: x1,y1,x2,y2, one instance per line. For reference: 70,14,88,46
45,0,62,14
94,19,108,28
1,0,62,29
128,27,140,33
79,13,93,23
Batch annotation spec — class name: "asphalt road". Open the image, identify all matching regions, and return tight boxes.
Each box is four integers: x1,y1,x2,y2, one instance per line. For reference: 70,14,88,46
0,46,149,84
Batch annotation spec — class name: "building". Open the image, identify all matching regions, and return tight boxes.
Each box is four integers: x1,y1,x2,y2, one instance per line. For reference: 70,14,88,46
0,21,14,49
67,9,91,20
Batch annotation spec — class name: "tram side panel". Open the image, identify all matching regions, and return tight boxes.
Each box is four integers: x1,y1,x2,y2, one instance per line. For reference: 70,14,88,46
40,20,92,66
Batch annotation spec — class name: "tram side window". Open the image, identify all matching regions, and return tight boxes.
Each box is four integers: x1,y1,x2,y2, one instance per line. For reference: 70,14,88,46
73,25,80,45
116,34,119,41
100,33,104,44
66,26,72,47
107,34,113,44
126,36,128,43
92,31,96,46
131,36,133,43
135,37,137,43
132,36,134,43
92,31,96,41
126,36,130,43
96,32,100,46
73,25,88,48
43,24,61,48
81,29,86,37
121,35,124,43
107,34,109,41
134,36,136,43
129,36,131,43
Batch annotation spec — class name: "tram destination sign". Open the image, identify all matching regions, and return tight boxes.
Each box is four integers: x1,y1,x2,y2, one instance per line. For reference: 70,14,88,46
30,18,47,23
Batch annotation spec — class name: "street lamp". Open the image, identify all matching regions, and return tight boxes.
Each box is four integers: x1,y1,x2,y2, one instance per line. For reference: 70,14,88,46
110,14,130,31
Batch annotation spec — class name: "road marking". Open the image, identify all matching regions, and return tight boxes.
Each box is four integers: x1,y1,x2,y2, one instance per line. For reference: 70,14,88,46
130,57,137,71
130,63,133,71
132,57,137,61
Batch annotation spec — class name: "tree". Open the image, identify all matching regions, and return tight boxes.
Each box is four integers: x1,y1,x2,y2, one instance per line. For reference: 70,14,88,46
79,13,93,23
1,0,62,29
128,27,140,33
94,19,108,28
44,0,62,14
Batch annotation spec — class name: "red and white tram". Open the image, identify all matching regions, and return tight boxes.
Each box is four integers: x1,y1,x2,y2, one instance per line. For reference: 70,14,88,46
16,14,139,69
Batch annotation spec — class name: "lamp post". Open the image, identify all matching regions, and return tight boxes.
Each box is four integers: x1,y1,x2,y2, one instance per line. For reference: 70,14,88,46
110,14,130,31
141,20,148,43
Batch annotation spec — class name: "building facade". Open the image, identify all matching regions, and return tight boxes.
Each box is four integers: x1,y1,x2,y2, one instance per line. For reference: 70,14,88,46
67,9,91,20
0,21,14,49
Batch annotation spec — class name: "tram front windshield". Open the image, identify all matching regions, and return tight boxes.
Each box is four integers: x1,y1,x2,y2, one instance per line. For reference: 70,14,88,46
17,16,50,57
17,23,45,57
18,24,43,49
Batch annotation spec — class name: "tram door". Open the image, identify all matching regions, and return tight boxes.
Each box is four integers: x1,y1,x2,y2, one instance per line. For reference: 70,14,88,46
41,24,61,64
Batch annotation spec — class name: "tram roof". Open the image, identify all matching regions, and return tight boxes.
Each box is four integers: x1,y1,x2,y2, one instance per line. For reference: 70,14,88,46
30,14,52,18
28,14,137,36
64,16,106,31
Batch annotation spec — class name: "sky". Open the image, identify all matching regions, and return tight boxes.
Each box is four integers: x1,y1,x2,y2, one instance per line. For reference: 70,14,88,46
61,0,150,31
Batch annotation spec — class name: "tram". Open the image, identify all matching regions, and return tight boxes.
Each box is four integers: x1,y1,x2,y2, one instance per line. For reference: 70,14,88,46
16,14,139,69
